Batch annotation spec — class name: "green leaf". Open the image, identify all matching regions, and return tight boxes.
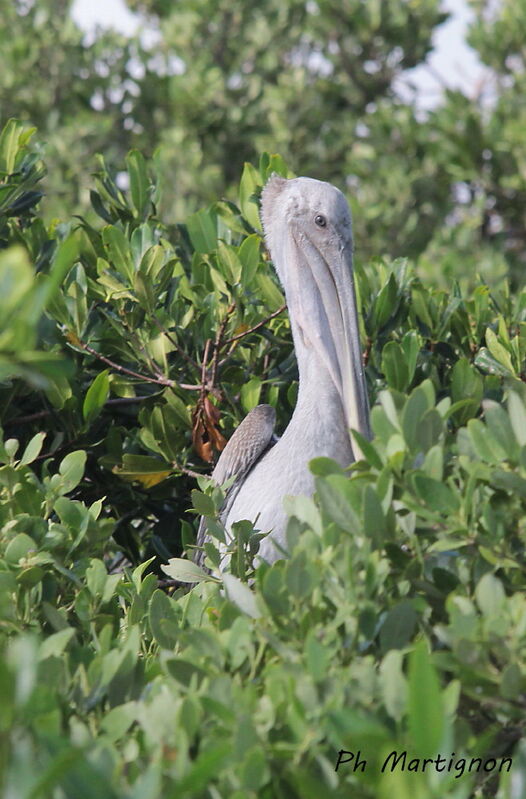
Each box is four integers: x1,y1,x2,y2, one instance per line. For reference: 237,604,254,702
450,357,483,423
379,600,418,652
148,589,181,648
175,743,231,794
238,234,261,285
126,149,150,217
474,346,513,377
309,457,346,477
223,573,261,618
102,226,134,282
255,273,284,311
351,431,383,469
466,418,508,463
0,118,24,174
372,273,398,331
38,628,75,661
161,557,215,584
509,392,526,446
305,629,331,682
238,162,262,230
411,474,459,513
475,573,505,616
379,650,408,721
401,330,419,382
363,484,386,547
415,408,444,453
83,370,110,424
240,376,262,412
315,475,360,534
58,450,86,493
47,234,79,298
19,432,46,466
5,533,36,565
86,558,108,598
408,640,444,757
186,208,218,253
114,454,172,488
382,341,409,392
191,489,216,516
485,327,515,374
101,702,137,742
217,242,242,284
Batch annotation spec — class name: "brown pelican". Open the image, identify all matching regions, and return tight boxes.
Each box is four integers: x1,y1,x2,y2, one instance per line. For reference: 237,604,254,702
196,175,371,565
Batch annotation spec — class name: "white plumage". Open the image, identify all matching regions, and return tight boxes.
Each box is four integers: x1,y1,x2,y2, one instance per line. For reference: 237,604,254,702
196,175,370,565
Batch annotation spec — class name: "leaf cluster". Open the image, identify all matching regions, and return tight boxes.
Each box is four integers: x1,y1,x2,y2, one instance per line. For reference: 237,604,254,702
1,120,526,797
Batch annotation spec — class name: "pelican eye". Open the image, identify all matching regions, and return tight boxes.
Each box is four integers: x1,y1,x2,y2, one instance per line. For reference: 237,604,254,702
314,214,327,228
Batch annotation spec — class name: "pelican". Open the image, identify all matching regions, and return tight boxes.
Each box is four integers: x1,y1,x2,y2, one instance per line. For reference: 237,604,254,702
195,175,371,566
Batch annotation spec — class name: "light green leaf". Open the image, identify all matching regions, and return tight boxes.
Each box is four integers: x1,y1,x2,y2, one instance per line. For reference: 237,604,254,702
186,208,218,253
38,628,75,661
240,376,262,412
223,573,261,618
19,432,46,466
191,489,216,516
411,474,459,513
408,640,444,757
485,327,514,373
161,557,215,584
102,225,134,282
83,370,110,424
509,392,526,446
0,118,24,174
238,162,262,230
380,650,408,721
5,533,36,565
382,341,409,392
475,573,505,616
126,149,150,217
58,450,86,493
238,234,261,285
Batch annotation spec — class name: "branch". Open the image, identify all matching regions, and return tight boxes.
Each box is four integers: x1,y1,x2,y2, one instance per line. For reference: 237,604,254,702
221,304,286,346
172,461,204,480
211,301,236,390
71,336,201,391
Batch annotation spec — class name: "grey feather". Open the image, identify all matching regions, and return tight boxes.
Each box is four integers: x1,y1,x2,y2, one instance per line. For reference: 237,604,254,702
194,404,276,565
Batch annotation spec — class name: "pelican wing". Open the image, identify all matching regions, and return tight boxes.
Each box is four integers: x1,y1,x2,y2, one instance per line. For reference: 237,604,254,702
194,404,276,562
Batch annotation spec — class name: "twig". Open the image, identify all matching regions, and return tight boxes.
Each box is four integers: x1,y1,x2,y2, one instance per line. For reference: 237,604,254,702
7,409,50,424
72,337,201,391
221,304,286,346
211,302,236,390
76,339,174,386
200,338,211,400
173,461,204,480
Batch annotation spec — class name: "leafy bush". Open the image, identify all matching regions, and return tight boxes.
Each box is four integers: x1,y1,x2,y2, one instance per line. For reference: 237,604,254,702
1,119,526,797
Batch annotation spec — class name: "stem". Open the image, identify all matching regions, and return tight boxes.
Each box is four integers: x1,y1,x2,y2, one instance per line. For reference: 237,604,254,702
72,336,200,391
221,304,286,346
211,302,236,390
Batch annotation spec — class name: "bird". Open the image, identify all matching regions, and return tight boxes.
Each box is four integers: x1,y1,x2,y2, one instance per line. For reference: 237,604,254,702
195,174,371,567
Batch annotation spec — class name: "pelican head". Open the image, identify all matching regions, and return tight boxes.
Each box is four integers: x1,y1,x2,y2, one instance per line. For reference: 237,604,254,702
261,175,371,456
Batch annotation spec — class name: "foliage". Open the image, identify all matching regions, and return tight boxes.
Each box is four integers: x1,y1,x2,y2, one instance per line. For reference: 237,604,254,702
2,0,526,284
1,118,526,797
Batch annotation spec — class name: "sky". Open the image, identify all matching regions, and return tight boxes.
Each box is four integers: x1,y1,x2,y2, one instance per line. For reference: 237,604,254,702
70,0,489,109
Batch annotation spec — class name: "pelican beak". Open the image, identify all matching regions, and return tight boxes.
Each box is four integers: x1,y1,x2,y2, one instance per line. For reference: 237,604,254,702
331,243,371,458
291,235,371,460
